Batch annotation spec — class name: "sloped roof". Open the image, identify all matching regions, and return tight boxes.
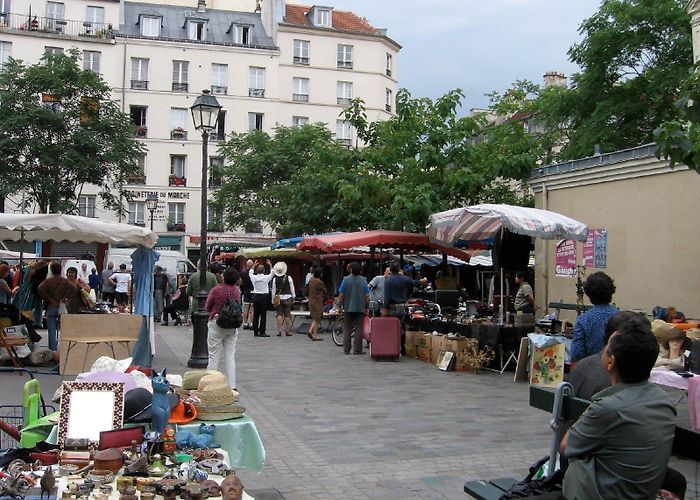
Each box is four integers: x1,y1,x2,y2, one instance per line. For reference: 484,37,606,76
284,4,377,35
121,2,276,48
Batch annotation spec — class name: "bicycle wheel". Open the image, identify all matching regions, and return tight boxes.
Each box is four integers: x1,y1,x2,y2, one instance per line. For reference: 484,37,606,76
332,325,344,346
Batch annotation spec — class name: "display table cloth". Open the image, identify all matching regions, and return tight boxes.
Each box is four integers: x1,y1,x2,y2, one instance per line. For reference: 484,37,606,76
44,416,265,472
650,369,700,431
175,416,265,472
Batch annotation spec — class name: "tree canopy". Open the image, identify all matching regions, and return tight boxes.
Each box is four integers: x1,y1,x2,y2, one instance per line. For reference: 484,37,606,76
212,90,533,236
0,49,145,214
535,0,692,160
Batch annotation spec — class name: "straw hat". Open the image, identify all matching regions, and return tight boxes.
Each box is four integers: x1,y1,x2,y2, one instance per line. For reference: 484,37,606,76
651,319,685,348
196,403,246,421
182,370,219,390
194,383,239,406
197,371,228,391
272,261,288,277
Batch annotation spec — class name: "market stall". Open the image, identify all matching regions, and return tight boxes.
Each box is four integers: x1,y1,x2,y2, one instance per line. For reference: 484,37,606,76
0,213,158,368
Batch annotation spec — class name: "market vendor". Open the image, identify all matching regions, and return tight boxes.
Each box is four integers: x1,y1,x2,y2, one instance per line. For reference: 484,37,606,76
37,261,78,351
513,271,534,314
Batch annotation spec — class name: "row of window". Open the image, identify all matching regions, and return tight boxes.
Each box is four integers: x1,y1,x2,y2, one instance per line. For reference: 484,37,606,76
292,39,393,76
130,58,393,110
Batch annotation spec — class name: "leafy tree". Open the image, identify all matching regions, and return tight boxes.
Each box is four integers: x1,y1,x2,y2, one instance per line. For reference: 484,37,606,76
212,124,365,235
654,66,700,174
558,0,692,158
0,49,145,214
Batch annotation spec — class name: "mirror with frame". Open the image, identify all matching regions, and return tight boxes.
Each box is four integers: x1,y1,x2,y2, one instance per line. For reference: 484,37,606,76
58,381,125,450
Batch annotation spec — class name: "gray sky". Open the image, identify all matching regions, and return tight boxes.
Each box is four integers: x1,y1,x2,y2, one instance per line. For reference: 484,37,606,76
311,0,602,110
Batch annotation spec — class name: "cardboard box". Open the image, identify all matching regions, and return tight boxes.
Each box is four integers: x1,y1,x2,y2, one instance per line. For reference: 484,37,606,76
430,347,441,364
416,346,431,362
444,337,470,353
404,343,417,358
432,335,447,353
405,330,422,346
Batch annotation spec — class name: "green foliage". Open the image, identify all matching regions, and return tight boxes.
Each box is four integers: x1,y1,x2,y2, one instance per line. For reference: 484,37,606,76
214,90,535,235
654,66,700,174
0,49,145,214
558,0,692,158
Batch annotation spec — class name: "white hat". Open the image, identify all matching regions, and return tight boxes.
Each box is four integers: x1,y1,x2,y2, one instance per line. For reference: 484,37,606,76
272,261,288,277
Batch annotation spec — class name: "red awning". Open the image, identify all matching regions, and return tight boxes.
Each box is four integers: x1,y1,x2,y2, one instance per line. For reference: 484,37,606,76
297,230,471,261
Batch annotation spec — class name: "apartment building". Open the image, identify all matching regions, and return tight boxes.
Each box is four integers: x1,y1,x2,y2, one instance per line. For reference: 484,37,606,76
0,0,400,255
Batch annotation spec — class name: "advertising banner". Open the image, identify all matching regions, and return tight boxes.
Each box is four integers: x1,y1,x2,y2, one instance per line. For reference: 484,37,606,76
555,239,577,277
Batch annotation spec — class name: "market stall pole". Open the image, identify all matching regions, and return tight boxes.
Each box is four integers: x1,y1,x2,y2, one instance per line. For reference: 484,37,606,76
188,90,222,368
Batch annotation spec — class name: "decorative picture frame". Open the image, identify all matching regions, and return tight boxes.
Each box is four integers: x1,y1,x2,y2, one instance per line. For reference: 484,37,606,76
58,381,125,450
437,350,454,371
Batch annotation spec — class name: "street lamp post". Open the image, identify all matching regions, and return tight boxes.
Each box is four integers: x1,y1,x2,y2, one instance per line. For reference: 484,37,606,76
188,89,222,368
146,193,158,231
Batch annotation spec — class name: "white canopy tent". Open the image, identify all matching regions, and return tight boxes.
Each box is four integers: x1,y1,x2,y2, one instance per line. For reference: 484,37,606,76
0,213,157,248
0,213,159,367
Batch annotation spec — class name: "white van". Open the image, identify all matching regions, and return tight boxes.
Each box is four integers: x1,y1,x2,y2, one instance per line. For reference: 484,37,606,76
106,248,196,289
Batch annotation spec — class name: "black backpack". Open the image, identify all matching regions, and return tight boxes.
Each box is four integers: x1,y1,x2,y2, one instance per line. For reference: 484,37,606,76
216,294,243,329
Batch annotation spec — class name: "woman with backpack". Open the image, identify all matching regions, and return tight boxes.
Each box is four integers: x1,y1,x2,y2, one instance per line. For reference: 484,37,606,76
205,267,242,389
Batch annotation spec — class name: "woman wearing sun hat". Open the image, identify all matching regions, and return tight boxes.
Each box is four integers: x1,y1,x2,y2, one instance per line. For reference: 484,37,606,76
270,261,295,337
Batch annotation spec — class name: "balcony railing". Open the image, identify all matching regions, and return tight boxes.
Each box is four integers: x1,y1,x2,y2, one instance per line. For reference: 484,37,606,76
127,175,146,185
386,69,392,77
209,177,223,188
337,60,353,69
169,175,187,186
336,138,352,147
337,97,352,106
293,56,309,65
129,220,146,227
167,222,186,232
134,126,147,138
209,132,226,142
292,93,309,103
172,82,188,92
131,80,148,90
211,85,228,95
249,88,265,98
0,12,114,39
170,129,187,140
385,104,392,112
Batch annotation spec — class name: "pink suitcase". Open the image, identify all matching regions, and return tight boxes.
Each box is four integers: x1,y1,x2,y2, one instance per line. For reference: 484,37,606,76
369,317,401,360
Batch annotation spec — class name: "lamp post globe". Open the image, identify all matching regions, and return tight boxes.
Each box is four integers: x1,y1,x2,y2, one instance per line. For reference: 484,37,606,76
146,193,158,231
188,89,222,368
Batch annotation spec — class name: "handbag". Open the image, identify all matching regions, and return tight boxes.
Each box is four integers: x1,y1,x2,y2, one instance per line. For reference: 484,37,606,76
272,294,281,307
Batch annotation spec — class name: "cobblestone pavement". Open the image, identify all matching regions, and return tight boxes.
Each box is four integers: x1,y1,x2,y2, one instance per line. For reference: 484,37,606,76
3,314,698,499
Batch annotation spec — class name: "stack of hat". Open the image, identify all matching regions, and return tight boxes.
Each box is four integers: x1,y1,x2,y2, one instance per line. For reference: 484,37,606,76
188,371,245,420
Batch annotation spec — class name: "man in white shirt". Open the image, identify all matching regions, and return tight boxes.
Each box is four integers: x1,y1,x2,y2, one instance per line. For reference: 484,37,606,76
368,266,390,313
249,259,274,337
109,263,131,306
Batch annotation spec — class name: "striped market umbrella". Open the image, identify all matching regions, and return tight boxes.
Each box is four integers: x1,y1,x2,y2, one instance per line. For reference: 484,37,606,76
427,204,589,247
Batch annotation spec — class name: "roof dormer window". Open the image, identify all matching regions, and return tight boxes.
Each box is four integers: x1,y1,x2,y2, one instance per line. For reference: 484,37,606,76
140,15,160,37
233,24,250,45
188,20,206,40
311,6,331,28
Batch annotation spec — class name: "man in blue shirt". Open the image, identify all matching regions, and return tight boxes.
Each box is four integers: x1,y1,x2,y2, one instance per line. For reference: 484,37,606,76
382,262,427,354
338,262,369,355
572,271,619,361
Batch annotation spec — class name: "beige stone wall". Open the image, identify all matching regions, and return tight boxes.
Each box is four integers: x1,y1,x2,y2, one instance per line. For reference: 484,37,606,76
533,161,700,321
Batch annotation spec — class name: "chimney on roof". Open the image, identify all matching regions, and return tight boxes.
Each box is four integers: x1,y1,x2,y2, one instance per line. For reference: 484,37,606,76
197,0,206,13
543,71,567,88
260,0,282,44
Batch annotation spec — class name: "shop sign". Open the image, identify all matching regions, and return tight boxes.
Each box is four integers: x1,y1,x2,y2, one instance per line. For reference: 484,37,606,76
555,239,577,277
583,229,608,269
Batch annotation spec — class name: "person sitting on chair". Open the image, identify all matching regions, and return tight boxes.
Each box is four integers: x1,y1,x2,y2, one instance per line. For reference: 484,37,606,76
163,276,189,326
561,315,676,499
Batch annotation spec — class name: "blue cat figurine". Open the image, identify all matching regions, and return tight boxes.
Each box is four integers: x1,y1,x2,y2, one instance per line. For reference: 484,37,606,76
175,423,220,449
151,368,171,436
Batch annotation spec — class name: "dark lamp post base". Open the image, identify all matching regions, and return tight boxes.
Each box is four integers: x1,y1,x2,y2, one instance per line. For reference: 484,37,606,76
187,290,210,368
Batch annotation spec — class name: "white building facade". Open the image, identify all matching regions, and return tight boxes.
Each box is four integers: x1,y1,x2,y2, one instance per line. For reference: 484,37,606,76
0,0,400,255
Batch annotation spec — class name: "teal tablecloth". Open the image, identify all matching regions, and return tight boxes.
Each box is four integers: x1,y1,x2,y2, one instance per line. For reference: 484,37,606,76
44,415,266,472
175,416,265,472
